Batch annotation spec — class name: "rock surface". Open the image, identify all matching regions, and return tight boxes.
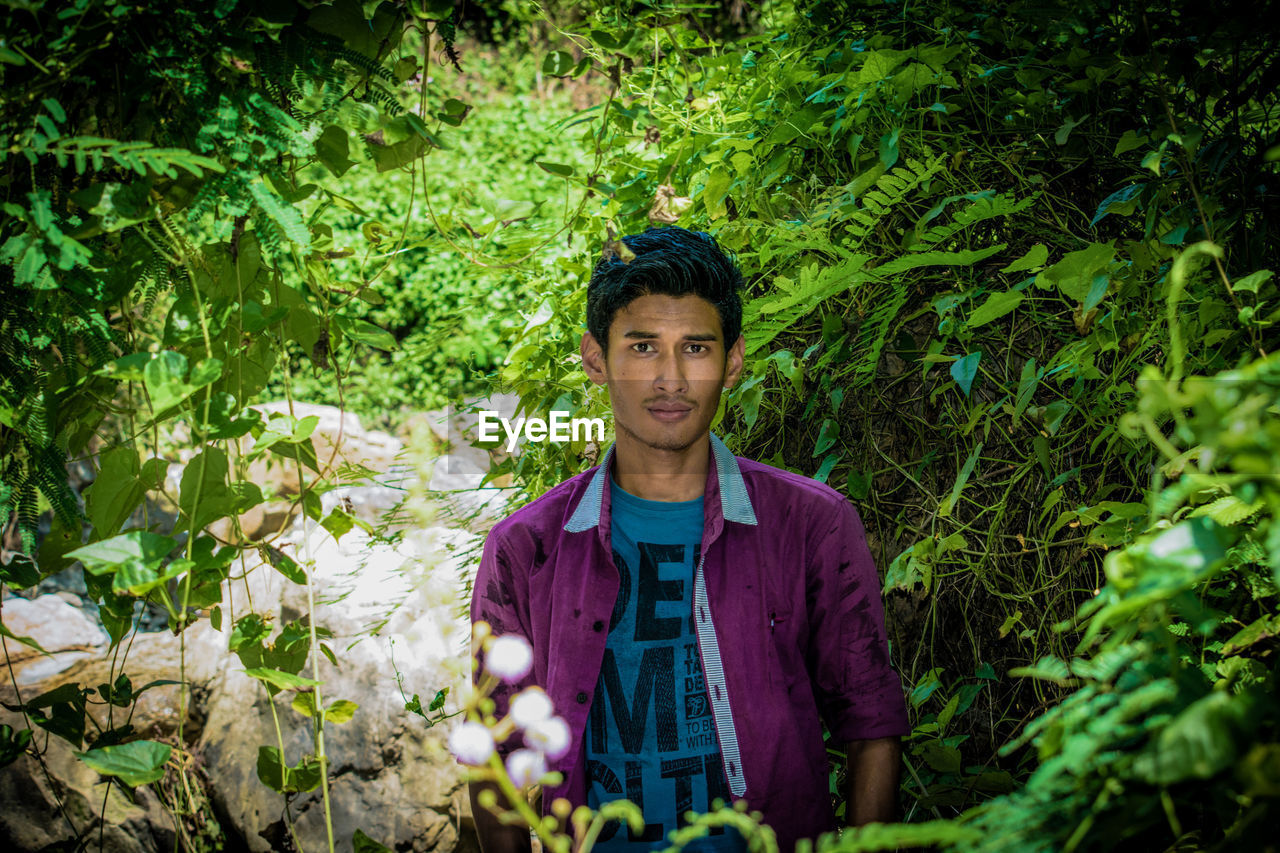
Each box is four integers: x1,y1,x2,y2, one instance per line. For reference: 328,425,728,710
0,401,517,853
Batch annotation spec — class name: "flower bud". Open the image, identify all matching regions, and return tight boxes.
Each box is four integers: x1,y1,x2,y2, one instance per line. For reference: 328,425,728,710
506,748,548,787
449,721,495,766
525,715,571,760
510,687,554,729
485,634,533,683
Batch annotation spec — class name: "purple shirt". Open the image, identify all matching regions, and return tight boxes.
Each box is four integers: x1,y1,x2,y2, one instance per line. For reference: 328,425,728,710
470,433,909,852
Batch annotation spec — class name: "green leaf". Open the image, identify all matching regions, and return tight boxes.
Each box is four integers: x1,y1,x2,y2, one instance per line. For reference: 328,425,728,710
949,351,981,396
1132,691,1256,785
939,442,982,518
0,724,33,768
178,448,262,532
1143,517,1227,577
1054,114,1087,145
325,699,358,724
541,51,575,76
86,448,165,537
315,126,354,178
291,691,318,717
256,745,323,793
919,740,962,773
354,829,394,853
1009,655,1072,686
143,351,223,414
76,740,171,787
909,667,944,707
244,667,320,692
336,315,397,351
997,610,1022,639
966,291,1023,328
702,165,731,221
1036,242,1115,300
1000,243,1047,273
535,161,576,178
878,128,901,170
259,545,306,584
1114,129,1149,156
813,419,838,456
738,377,765,432
320,507,355,542
1012,358,1038,424
1033,434,1051,475
1233,269,1273,294
1222,615,1280,656
68,531,178,575
970,770,1015,793
1082,273,1110,312
1091,184,1143,226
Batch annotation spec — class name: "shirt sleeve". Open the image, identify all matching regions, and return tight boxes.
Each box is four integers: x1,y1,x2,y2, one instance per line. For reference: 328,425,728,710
468,523,534,757
805,498,911,742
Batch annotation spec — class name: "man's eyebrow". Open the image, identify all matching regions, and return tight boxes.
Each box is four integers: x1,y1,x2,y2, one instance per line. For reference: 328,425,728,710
621,330,720,342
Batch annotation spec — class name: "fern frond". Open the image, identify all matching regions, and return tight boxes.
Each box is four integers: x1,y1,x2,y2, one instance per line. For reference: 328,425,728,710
912,193,1036,251
331,46,396,83
33,444,79,527
29,136,224,178
247,180,311,252
744,254,873,355
847,284,910,386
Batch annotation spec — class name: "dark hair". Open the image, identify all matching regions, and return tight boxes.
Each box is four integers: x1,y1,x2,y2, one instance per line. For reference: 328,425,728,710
585,226,744,355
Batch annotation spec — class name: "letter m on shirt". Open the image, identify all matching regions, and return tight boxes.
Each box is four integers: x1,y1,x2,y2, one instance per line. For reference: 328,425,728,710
594,646,678,754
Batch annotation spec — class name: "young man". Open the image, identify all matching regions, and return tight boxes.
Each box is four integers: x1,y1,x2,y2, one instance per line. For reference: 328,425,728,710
469,227,909,853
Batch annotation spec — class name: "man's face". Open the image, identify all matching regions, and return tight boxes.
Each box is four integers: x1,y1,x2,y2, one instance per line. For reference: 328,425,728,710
582,293,744,453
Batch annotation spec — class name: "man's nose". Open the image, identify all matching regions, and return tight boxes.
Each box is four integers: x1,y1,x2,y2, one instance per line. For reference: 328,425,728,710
653,350,688,393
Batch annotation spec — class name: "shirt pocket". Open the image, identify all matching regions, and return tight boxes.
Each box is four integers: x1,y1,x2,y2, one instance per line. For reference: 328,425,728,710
764,597,807,695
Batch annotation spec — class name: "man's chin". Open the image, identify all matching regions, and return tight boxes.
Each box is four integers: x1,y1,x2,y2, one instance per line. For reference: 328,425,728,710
619,420,707,454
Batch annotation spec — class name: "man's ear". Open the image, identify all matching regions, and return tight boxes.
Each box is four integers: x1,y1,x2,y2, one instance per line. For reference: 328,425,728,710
581,332,608,386
723,334,745,390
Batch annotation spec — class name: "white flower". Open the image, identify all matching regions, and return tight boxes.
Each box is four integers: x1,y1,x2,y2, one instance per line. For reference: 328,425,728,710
510,688,554,729
525,715,571,761
506,748,548,787
449,721,495,766
486,634,533,683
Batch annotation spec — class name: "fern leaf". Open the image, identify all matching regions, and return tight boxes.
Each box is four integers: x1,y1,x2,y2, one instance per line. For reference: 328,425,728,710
247,180,311,252
1190,495,1263,526
872,244,1007,277
745,255,873,354
847,284,909,386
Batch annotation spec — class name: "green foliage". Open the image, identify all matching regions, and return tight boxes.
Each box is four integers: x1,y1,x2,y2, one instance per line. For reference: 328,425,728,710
0,0,474,844
2,0,1279,848
75,740,172,787
458,0,1280,846
954,348,1280,851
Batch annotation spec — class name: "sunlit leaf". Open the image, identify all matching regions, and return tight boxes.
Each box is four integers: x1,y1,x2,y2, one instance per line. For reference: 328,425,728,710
76,740,171,787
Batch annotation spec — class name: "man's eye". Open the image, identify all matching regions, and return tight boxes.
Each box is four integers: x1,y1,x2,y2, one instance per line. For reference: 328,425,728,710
687,344,707,354
632,342,654,353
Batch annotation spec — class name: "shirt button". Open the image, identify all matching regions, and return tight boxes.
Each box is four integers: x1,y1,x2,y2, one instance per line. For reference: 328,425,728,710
592,620,604,632
576,691,589,704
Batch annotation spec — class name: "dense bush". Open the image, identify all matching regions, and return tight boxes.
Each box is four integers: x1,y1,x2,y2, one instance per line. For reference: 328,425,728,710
484,0,1280,846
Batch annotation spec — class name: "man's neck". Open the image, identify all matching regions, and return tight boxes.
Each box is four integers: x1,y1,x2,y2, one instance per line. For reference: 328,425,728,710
611,431,710,502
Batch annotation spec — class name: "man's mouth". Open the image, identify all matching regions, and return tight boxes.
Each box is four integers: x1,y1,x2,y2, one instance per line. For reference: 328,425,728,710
647,401,694,422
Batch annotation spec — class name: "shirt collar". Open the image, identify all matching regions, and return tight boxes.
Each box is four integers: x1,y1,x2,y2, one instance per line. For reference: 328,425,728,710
563,431,758,533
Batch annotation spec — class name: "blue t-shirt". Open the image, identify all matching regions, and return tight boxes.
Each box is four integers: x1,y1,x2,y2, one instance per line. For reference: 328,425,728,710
585,474,746,853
